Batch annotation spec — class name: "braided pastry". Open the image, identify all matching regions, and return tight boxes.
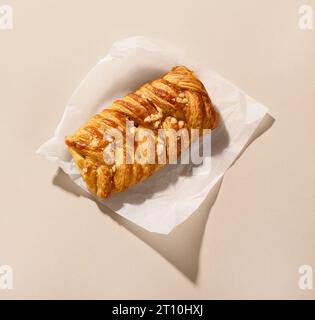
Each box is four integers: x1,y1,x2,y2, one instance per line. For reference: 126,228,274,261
65,66,220,199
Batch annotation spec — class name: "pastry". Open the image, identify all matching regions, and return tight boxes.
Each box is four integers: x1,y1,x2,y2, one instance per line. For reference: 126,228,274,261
65,66,220,198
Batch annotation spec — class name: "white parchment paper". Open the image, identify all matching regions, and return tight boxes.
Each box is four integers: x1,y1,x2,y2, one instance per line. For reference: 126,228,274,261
37,36,268,234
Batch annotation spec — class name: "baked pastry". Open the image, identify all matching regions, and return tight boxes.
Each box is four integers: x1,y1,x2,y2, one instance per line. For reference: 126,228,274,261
65,66,220,199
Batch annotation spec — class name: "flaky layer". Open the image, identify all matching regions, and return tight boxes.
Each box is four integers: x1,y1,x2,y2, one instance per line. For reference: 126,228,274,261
65,66,220,199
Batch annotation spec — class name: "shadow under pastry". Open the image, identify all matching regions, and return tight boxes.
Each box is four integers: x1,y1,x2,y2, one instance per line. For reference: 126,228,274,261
52,113,274,283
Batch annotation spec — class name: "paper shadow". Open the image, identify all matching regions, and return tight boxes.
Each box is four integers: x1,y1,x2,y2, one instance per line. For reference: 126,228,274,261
52,113,274,283
53,168,223,283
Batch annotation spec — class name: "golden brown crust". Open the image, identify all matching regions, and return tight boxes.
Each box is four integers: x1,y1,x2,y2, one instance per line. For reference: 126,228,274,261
65,66,220,199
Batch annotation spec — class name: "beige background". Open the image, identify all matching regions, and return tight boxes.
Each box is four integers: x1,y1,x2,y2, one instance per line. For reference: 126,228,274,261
0,0,314,299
